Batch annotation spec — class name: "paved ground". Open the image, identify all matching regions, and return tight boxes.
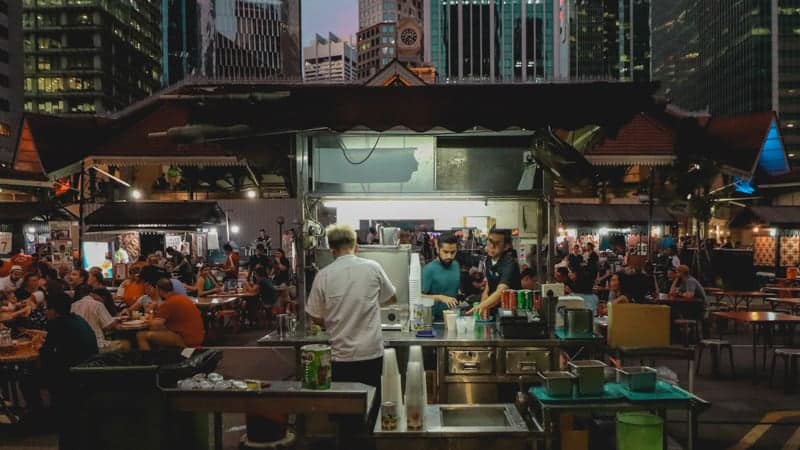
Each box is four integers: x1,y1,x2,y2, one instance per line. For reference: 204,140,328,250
2,325,799,450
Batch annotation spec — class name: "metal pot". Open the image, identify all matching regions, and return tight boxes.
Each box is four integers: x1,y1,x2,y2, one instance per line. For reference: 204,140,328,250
564,309,593,337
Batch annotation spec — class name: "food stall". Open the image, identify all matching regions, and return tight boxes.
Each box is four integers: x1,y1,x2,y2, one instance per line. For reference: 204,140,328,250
0,202,78,269
83,201,225,280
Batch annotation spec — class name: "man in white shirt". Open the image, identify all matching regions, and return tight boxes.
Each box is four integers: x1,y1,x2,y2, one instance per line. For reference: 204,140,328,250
0,265,24,293
306,224,396,392
71,288,130,352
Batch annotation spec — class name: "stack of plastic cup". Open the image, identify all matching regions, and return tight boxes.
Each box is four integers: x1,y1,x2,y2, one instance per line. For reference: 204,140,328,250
381,348,403,410
405,361,424,430
407,345,427,405
444,312,458,331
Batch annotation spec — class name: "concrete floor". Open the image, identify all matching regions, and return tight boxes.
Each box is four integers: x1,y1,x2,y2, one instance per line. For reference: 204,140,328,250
2,326,799,450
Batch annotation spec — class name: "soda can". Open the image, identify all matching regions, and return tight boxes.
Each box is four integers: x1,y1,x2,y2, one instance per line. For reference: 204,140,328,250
522,290,533,310
381,401,399,430
509,292,517,311
301,344,331,390
517,290,526,310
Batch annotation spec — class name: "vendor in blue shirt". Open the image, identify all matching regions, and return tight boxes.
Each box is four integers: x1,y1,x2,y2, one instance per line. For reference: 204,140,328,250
422,234,461,322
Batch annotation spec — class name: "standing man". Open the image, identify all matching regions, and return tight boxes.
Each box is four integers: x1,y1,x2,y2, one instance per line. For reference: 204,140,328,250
469,228,522,318
422,234,460,322
222,244,240,282
306,224,396,392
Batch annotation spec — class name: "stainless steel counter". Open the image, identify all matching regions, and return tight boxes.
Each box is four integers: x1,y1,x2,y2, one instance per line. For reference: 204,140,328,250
257,323,599,348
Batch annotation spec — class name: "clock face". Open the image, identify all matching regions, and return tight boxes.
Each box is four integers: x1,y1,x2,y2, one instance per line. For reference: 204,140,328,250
400,28,418,46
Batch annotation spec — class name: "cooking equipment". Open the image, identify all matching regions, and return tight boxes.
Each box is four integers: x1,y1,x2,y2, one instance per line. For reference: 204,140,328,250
497,314,548,339
617,366,657,392
538,371,575,397
564,308,594,337
504,348,550,375
381,306,403,331
567,360,607,396
448,349,495,375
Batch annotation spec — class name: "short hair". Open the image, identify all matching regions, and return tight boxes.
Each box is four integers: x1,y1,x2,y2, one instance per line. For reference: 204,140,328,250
489,227,511,245
326,224,357,251
21,273,39,287
156,278,174,293
90,287,108,298
438,234,459,247
521,268,536,279
223,244,233,252
46,292,71,316
89,266,102,275
73,269,89,283
140,265,167,286
89,271,104,284
677,265,690,275
556,267,570,277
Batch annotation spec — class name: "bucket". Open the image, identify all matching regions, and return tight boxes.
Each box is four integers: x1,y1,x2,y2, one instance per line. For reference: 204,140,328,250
616,412,663,450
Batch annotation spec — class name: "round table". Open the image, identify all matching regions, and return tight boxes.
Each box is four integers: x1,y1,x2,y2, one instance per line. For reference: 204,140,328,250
0,341,40,424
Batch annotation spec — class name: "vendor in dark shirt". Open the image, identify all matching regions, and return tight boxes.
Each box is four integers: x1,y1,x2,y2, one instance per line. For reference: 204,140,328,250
243,266,278,327
469,228,521,318
247,244,273,281
272,248,291,286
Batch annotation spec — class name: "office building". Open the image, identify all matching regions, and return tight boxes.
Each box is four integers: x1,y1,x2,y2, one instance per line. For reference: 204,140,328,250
1,0,22,161
570,0,650,82
304,34,356,81
358,0,423,79
425,0,558,82
22,0,162,115
198,0,301,80
162,0,200,86
652,1,800,160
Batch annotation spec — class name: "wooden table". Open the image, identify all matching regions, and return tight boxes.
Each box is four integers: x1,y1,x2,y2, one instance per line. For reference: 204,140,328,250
765,297,800,315
193,296,241,309
763,286,800,297
711,311,800,384
0,341,40,424
719,291,770,311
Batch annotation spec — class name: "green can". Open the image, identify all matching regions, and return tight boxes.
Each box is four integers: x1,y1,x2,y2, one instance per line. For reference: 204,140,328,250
301,344,332,390
517,290,533,310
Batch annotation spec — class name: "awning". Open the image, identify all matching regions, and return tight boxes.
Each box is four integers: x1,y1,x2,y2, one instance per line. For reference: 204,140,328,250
0,203,77,223
84,201,226,231
730,206,800,228
559,203,677,225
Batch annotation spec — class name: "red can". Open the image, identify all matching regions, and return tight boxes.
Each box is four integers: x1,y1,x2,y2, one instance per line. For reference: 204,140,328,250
509,294,517,311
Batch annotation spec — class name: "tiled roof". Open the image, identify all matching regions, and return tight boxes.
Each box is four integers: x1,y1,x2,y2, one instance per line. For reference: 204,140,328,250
585,112,676,156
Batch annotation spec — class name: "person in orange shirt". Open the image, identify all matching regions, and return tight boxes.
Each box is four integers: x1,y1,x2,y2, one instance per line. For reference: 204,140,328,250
222,244,240,282
136,278,204,350
117,265,145,309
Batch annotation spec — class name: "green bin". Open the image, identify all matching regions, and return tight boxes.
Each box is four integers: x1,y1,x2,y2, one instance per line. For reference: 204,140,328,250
616,412,663,450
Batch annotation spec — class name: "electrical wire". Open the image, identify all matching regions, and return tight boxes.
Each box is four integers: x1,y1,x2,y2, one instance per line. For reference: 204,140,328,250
337,134,382,165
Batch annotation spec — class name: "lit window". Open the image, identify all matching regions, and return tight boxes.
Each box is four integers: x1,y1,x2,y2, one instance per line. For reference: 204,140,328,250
0,123,11,137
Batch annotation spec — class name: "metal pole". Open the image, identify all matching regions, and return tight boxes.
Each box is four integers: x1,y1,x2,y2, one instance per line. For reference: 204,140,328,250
78,161,85,268
294,133,308,330
647,168,655,263
544,170,555,282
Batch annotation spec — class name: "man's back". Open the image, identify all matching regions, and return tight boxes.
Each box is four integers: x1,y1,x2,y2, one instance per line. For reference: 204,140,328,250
41,314,99,381
71,297,114,347
157,294,205,347
307,255,395,362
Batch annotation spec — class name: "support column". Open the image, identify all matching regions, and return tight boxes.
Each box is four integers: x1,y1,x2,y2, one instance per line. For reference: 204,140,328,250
294,133,309,330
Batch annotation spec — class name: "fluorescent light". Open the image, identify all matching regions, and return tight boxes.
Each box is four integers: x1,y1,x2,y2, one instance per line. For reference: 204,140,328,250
246,190,257,199
231,225,240,234
131,189,142,200
27,227,36,234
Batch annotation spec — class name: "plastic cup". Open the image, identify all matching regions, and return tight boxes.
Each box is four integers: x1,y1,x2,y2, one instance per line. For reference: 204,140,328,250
409,345,423,366
383,348,400,377
464,316,475,330
445,314,457,330
456,317,468,336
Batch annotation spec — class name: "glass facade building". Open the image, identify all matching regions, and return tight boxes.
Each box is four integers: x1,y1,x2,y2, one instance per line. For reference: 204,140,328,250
22,0,162,115
0,0,22,161
426,0,556,82
652,0,800,160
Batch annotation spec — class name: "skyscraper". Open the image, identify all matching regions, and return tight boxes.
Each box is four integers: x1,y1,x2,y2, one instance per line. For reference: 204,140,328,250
357,0,423,79
425,0,558,82
303,34,357,81
651,1,800,160
22,0,162,115
198,0,301,80
162,0,200,87
570,0,650,82
0,0,22,161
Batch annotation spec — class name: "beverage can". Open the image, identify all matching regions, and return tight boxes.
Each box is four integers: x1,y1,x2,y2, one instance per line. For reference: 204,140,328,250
301,344,332,390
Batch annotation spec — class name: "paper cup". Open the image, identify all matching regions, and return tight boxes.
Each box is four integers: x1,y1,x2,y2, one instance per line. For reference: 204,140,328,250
445,314,457,330
383,348,400,377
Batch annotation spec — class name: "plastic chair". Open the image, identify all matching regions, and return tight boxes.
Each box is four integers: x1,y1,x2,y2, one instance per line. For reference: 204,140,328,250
769,348,800,393
695,339,735,379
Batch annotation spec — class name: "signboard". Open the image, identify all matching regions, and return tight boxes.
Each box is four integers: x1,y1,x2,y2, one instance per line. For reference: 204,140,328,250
165,234,182,251
0,232,11,255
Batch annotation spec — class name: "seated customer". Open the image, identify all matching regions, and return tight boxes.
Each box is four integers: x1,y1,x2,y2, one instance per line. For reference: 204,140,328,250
39,292,98,450
117,266,145,308
71,288,130,353
69,269,92,303
87,271,117,316
670,265,706,301
243,266,278,325
14,272,48,329
136,278,205,350
195,264,222,296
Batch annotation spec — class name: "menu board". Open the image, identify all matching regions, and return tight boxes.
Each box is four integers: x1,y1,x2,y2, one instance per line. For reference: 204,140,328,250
0,232,11,256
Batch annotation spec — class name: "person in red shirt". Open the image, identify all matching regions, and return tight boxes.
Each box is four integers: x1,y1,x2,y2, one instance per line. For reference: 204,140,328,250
136,278,205,350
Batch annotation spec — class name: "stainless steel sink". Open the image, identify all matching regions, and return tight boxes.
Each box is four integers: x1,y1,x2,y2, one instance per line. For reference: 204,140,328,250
440,406,510,427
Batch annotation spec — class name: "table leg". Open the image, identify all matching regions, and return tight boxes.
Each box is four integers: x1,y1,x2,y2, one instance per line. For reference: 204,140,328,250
688,405,696,450
213,412,223,450
752,324,759,385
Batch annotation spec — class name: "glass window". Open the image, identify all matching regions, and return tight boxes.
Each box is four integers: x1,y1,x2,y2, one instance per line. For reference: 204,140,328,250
37,36,61,49
37,77,63,92
0,49,9,63
66,77,93,91
71,102,95,113
24,57,35,72
37,100,65,114
37,56,59,71
22,13,35,28
24,101,34,112
66,55,94,69
0,123,11,137
36,13,60,27
24,77,33,92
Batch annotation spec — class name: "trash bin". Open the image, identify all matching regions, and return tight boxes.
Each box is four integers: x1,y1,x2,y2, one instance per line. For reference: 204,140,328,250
616,412,663,450
71,349,222,450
